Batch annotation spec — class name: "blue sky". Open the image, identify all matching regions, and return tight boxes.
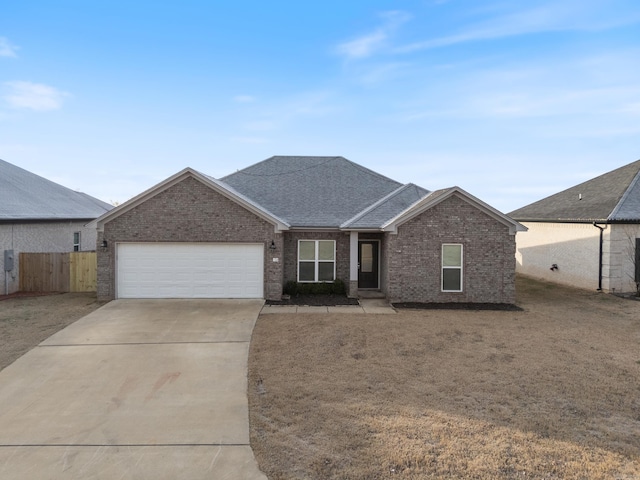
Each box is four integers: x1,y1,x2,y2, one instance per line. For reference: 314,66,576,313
1,0,639,212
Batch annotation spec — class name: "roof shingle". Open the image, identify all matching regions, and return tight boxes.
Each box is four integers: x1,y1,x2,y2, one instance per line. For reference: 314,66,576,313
342,183,430,229
509,159,640,222
0,159,113,221
221,156,405,227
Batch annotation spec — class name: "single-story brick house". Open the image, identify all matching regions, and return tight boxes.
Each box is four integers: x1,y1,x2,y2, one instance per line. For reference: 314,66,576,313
510,159,640,294
94,156,525,303
0,159,113,295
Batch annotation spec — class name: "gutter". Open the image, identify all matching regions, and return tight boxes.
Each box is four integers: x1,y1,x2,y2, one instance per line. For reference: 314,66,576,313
513,218,640,225
592,222,608,291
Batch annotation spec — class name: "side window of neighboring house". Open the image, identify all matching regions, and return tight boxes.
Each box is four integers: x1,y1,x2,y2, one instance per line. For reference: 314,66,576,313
442,243,463,292
73,232,81,252
298,240,336,282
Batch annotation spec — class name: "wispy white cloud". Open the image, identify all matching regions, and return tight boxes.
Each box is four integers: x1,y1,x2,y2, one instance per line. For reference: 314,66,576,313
336,11,411,60
3,81,70,111
246,90,339,130
337,30,386,60
228,90,341,146
0,37,18,57
396,1,640,53
394,48,640,124
233,94,256,103
619,102,640,115
354,62,413,86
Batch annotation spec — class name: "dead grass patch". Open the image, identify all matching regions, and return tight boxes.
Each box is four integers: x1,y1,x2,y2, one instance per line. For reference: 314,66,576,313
249,276,640,479
0,293,105,371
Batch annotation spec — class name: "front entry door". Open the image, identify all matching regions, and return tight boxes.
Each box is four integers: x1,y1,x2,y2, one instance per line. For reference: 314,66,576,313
358,241,379,289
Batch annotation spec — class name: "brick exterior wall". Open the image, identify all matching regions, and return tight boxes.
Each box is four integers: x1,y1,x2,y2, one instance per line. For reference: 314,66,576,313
385,194,516,304
283,231,350,285
97,176,283,300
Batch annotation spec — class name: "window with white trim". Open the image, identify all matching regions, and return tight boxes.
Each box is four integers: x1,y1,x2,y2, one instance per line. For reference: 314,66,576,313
73,232,81,252
298,240,335,282
442,244,463,292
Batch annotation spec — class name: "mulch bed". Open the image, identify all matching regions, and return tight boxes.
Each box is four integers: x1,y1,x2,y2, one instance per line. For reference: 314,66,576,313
266,294,359,306
393,302,523,311
268,296,521,309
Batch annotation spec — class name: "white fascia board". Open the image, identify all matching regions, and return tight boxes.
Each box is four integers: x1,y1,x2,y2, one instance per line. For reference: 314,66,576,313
287,227,342,232
380,189,448,234
608,169,640,221
95,168,289,233
339,228,384,232
382,187,527,235
94,168,195,231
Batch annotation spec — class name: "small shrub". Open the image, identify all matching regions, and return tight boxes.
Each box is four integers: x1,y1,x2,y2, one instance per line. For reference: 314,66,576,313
331,278,346,295
283,281,298,296
315,282,333,294
282,279,347,296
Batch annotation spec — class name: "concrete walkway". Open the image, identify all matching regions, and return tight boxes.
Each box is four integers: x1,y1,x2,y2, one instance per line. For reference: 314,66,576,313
260,298,396,315
0,299,267,480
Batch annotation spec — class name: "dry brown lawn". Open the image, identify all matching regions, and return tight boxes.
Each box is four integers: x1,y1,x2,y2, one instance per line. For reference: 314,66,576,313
0,293,105,371
248,276,640,479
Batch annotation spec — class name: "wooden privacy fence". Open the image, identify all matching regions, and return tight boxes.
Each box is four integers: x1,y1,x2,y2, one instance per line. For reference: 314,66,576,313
19,252,97,292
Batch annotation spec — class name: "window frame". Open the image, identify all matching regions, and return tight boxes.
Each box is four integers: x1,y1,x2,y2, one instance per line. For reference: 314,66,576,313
441,243,463,292
297,239,336,283
73,232,81,252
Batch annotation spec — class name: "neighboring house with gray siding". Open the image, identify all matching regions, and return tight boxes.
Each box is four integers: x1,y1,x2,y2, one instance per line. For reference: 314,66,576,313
510,159,640,294
95,156,524,304
0,159,113,294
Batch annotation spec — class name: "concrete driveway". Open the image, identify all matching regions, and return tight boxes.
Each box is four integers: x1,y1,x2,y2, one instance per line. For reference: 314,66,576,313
0,299,267,480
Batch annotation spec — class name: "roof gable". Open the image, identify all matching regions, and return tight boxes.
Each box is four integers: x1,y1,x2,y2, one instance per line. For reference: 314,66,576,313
221,156,404,228
0,159,113,221
94,168,289,232
96,157,520,234
384,187,526,235
341,183,431,229
509,159,640,222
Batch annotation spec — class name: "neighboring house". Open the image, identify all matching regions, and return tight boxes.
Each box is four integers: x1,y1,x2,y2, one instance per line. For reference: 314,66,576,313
0,159,113,295
509,159,640,294
94,156,525,303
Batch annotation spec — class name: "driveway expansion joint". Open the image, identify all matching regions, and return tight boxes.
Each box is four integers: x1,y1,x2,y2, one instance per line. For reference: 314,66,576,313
0,299,268,479
39,340,251,347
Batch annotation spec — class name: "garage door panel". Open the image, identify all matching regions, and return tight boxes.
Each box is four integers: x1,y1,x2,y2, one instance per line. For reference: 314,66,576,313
117,243,264,299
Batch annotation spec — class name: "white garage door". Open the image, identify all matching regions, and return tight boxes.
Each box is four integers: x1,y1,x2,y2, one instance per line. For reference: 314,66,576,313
117,243,264,299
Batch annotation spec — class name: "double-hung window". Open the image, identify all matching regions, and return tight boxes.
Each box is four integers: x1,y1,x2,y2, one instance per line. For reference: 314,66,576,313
442,244,463,292
73,232,81,252
298,240,335,282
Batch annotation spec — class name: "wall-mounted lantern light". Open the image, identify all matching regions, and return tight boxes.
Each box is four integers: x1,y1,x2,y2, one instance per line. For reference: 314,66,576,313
269,240,277,250
101,240,108,250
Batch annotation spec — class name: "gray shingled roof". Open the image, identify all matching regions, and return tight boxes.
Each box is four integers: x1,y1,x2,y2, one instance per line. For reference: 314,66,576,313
509,159,640,223
221,156,407,228
199,171,291,227
342,183,431,228
0,159,113,221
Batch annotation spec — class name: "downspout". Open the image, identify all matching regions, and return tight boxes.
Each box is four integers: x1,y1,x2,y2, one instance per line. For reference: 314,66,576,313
592,222,607,291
